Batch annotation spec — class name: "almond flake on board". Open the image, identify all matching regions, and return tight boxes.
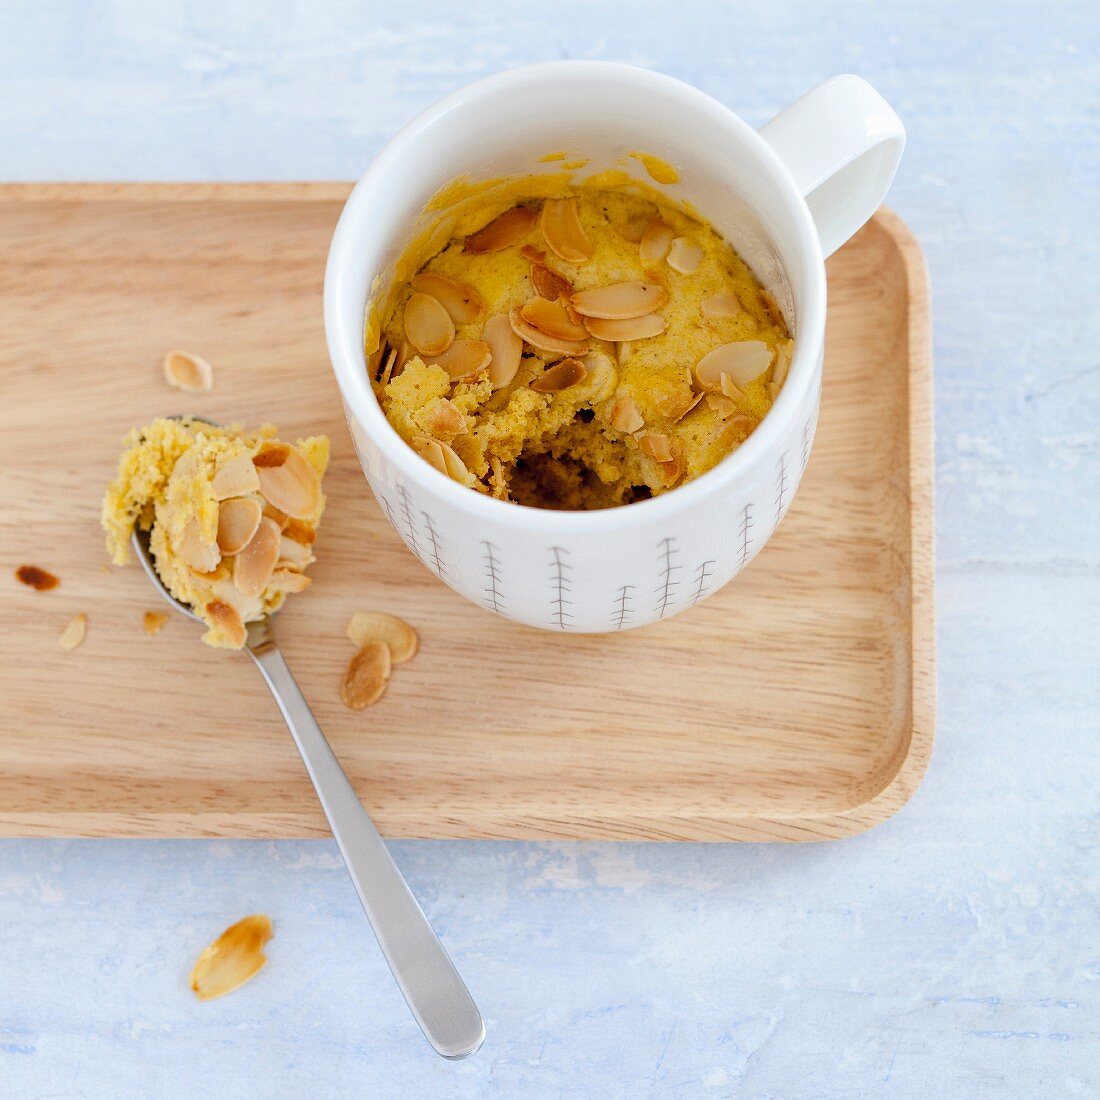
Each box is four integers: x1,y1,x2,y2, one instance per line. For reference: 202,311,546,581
59,613,87,651
15,564,59,591
143,610,170,635
346,612,419,664
341,641,391,709
189,915,273,1002
163,349,214,394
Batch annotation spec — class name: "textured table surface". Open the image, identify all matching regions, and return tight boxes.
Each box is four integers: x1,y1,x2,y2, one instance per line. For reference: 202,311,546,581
1,2,1096,1097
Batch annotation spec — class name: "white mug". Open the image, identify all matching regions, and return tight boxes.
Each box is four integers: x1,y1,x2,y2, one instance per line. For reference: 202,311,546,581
324,62,904,632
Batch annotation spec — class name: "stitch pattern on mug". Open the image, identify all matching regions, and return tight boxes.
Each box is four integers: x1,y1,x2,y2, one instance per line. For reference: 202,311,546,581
548,546,573,629
655,536,681,619
395,482,423,561
801,420,812,474
690,559,715,606
612,584,635,631
737,503,754,571
773,452,790,529
481,541,504,613
421,511,445,578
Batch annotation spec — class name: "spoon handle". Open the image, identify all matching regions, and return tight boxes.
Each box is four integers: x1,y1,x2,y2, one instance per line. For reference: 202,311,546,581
248,641,485,1060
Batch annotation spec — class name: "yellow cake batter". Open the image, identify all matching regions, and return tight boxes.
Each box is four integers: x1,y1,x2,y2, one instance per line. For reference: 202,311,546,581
373,181,791,510
103,417,328,648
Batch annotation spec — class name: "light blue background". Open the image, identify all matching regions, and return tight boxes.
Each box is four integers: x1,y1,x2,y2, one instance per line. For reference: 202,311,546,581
1,2,1097,1096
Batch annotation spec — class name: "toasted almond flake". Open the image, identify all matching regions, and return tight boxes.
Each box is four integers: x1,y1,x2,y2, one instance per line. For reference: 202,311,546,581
638,432,674,462
191,561,231,583
618,211,653,243
439,441,469,482
163,349,213,394
282,518,316,545
189,915,272,1002
211,453,260,500
639,219,674,265
143,610,169,635
520,296,588,341
715,414,758,447
483,313,523,390
520,244,547,263
216,497,262,555
719,373,746,401
660,451,687,487
177,516,221,573
59,613,86,651
701,290,744,319
424,338,492,381
695,340,774,389
15,564,59,591
403,292,455,356
464,205,537,253
278,536,315,568
341,641,391,709
346,612,418,664
270,568,311,593
421,397,466,441
772,340,793,387
508,309,590,356
610,394,645,434
615,341,632,364
530,263,573,301
414,437,448,475
233,516,281,598
540,197,592,263
530,358,587,393
262,503,289,531
410,273,484,324
205,599,247,648
705,392,738,417
379,344,398,387
571,282,669,320
672,391,705,422
667,236,703,274
253,446,321,520
583,313,668,342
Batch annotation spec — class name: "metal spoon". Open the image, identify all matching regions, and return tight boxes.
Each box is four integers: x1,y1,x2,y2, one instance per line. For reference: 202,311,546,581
131,525,485,1059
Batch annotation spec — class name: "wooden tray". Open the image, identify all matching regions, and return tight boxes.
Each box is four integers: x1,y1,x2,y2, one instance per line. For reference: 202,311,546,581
0,184,934,841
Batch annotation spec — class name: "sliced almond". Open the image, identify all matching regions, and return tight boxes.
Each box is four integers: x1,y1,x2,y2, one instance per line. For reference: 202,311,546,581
212,453,260,500
530,358,587,393
270,569,311,593
615,341,632,364
659,451,687,488
403,292,455,356
278,535,315,568
59,613,87,651
583,314,668,342
610,394,645,434
531,263,573,301
509,309,590,356
464,205,537,253
253,443,289,468
283,518,316,545
701,290,744,319
216,497,262,555
143,610,170,635
190,561,231,583
205,599,247,648
439,440,469,481
520,296,588,341
414,437,448,476
346,611,418,665
540,197,592,263
571,282,669,320
695,340,774,389
772,340,793,387
189,915,272,1002
163,349,213,394
520,244,547,263
483,313,523,390
254,446,321,520
638,432,673,462
424,338,492,382
667,236,703,274
233,516,281,598
720,373,746,402
177,516,221,573
671,391,705,422
639,219,674,265
421,397,466,441
409,273,484,324
341,641,391,709
262,503,290,531
705,392,738,417
379,344,398,387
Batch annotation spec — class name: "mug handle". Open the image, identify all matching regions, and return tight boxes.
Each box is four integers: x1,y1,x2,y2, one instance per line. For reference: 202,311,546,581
759,75,906,258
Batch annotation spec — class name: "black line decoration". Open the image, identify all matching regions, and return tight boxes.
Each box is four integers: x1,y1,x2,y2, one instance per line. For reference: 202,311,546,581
395,482,422,559
774,452,790,528
421,511,445,578
737,503,754,571
690,559,715,606
482,540,504,613
548,546,573,629
612,584,635,631
800,420,812,474
378,493,396,530
654,536,682,619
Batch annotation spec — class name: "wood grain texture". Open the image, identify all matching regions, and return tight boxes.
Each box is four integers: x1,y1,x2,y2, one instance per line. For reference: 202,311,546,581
0,185,934,841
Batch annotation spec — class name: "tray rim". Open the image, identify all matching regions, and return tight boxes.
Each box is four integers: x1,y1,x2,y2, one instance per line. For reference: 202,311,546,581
0,185,934,842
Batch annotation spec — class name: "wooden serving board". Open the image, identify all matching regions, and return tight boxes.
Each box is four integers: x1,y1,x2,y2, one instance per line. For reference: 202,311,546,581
0,184,934,841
